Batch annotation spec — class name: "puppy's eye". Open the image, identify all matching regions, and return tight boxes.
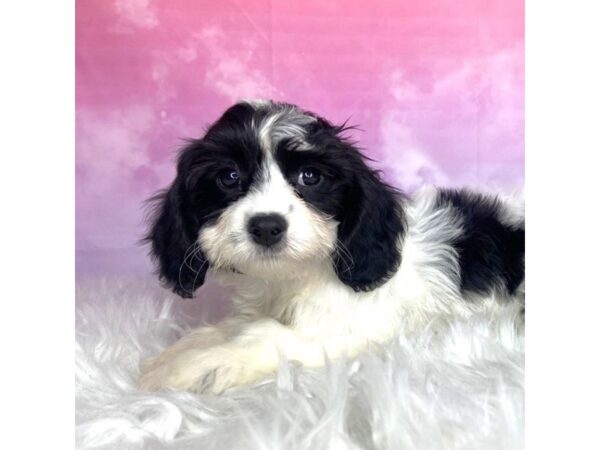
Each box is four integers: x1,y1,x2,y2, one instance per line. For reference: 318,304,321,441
217,169,240,189
298,167,321,187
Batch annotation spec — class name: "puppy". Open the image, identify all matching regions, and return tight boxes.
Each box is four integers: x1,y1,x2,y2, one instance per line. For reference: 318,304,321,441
138,100,524,394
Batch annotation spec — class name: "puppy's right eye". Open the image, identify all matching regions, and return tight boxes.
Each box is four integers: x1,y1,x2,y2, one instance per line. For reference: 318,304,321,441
217,169,240,189
297,167,321,187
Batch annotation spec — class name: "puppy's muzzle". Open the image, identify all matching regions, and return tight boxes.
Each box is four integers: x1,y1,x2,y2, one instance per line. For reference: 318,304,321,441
247,213,288,247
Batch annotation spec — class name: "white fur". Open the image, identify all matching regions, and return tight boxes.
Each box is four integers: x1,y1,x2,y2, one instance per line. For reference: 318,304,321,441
253,101,317,153
77,278,524,449
139,186,524,394
198,154,338,280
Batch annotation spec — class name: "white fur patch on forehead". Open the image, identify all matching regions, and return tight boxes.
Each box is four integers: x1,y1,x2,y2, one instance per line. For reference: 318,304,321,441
257,105,317,153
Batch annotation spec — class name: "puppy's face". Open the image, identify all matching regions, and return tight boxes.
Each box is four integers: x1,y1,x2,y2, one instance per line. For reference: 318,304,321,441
148,101,404,297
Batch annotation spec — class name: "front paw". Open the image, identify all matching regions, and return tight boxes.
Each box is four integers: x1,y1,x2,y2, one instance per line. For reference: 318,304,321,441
138,346,274,394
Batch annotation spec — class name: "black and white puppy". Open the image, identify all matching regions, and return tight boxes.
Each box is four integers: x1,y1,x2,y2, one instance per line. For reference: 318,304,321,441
138,100,525,394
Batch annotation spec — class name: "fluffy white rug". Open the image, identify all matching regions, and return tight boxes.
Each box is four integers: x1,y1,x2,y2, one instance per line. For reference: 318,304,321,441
75,277,524,450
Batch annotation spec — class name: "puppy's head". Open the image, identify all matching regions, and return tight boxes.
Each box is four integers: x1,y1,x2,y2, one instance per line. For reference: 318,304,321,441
146,100,404,298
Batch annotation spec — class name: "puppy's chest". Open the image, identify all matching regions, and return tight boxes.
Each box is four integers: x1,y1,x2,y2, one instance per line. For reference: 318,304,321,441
235,276,405,341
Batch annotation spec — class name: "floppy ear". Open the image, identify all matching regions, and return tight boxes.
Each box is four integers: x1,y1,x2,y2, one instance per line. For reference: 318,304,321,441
334,170,405,292
145,180,208,298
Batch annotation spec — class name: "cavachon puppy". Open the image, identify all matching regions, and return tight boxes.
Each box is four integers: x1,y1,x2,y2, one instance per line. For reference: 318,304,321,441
138,100,524,394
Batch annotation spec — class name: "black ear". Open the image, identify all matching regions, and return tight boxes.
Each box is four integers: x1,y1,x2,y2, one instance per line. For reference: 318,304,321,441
145,180,208,298
334,170,405,292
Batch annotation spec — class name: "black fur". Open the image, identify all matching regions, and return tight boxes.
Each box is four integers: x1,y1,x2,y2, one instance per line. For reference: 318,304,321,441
146,102,405,297
145,102,266,296
436,189,525,296
275,118,405,291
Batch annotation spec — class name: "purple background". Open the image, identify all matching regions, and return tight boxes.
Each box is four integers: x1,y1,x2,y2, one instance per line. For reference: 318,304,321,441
76,0,524,277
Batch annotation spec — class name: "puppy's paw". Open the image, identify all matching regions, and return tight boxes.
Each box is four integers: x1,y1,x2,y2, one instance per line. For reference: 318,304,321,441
138,345,275,394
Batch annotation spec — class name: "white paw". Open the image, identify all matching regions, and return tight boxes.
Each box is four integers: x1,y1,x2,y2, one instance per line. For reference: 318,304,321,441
138,345,275,394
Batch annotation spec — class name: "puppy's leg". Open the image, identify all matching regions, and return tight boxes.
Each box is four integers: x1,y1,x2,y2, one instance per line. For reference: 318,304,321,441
140,317,238,372
138,318,330,394
139,315,246,379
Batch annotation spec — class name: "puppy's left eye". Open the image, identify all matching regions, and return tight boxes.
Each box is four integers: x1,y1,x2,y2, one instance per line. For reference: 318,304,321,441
298,167,321,186
217,169,240,189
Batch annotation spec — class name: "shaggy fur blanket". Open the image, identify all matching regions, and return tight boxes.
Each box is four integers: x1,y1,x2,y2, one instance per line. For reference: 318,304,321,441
75,278,524,449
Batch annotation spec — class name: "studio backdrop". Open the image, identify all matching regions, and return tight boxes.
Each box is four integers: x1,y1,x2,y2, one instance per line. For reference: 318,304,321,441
76,0,524,278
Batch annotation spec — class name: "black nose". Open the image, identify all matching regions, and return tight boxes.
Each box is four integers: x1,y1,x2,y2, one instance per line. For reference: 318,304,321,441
247,213,288,247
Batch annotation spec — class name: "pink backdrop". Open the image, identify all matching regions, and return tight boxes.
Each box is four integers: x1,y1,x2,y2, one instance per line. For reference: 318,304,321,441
76,0,524,277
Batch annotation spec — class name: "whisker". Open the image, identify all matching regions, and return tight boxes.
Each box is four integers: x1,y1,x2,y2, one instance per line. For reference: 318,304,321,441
191,258,210,293
334,241,355,275
183,242,201,270
178,242,203,295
